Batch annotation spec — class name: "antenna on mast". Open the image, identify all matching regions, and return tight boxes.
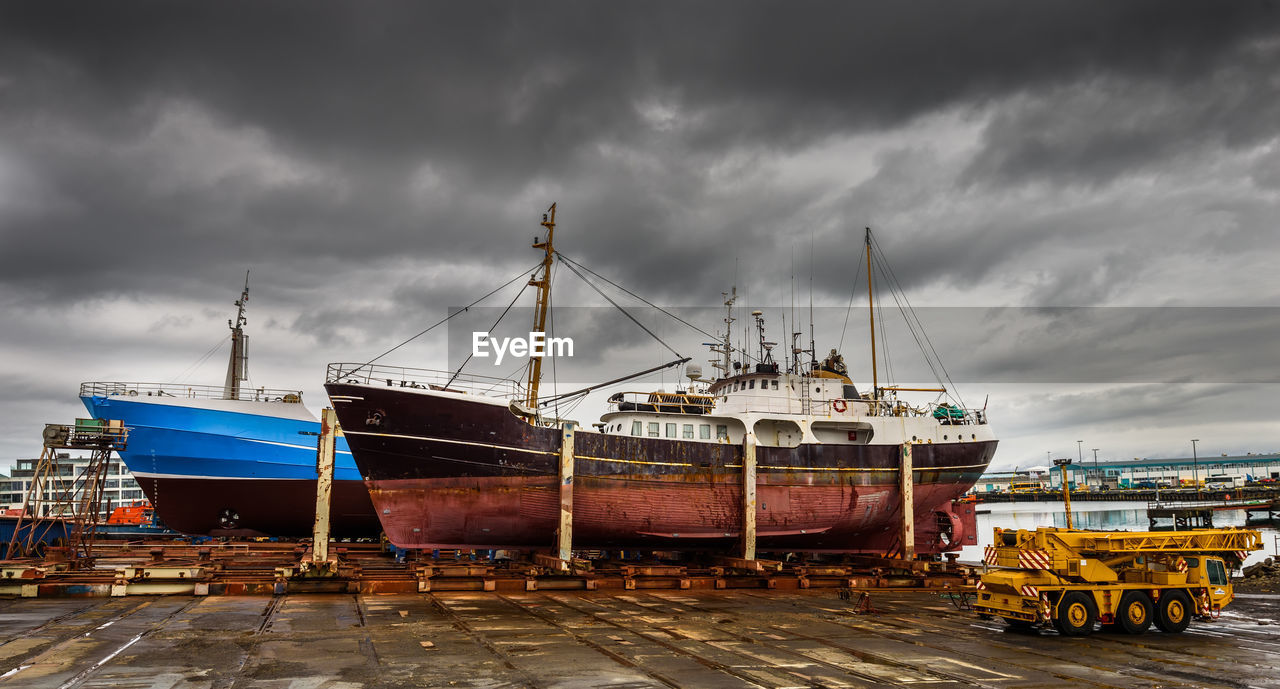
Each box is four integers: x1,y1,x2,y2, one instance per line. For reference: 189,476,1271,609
808,235,815,373
525,203,556,409
866,227,878,400
791,247,800,374
710,287,736,378
223,270,250,400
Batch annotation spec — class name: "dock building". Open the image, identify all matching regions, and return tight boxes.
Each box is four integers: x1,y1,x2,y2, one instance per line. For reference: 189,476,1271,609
1042,452,1280,490
0,454,143,518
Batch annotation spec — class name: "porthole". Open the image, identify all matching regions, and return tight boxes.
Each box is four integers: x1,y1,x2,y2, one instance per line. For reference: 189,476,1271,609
943,435,948,440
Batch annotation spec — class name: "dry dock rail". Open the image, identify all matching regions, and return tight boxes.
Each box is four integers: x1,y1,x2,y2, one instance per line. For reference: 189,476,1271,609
1,541,974,597
1,589,1278,688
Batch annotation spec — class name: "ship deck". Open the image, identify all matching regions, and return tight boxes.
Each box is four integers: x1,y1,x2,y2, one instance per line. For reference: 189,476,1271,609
2,589,1278,688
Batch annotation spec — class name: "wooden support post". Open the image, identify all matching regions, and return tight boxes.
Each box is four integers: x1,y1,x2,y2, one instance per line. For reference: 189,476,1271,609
311,407,338,565
899,442,915,561
557,421,576,567
742,432,757,561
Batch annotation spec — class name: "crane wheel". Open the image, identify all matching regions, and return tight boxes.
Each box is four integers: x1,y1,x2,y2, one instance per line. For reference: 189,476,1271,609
1053,592,1097,637
1117,591,1153,634
1155,590,1192,633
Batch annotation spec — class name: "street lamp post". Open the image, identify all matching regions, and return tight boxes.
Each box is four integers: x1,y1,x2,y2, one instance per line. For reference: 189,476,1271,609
1191,439,1201,499
1092,448,1100,489
1077,440,1085,487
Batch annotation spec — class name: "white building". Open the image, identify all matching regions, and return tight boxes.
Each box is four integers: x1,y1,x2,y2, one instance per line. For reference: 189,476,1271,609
1,454,145,518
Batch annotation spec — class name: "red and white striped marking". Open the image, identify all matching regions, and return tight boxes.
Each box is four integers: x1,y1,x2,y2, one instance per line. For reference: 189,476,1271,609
1017,549,1052,570
1175,558,1188,573
1200,592,1211,615
983,547,998,565
1020,585,1039,598
1039,595,1052,623
975,581,986,590
1235,551,1250,562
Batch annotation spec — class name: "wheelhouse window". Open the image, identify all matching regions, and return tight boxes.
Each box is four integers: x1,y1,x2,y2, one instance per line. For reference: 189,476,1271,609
716,424,728,439
648,422,660,437
771,380,779,390
631,421,642,436
700,424,711,439
748,380,755,389
682,424,694,439
665,423,677,438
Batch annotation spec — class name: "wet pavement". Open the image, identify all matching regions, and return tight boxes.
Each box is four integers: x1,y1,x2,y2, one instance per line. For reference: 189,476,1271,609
2,590,1278,688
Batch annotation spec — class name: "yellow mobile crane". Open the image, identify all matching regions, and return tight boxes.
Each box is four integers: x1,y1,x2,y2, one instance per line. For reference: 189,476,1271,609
974,526,1262,636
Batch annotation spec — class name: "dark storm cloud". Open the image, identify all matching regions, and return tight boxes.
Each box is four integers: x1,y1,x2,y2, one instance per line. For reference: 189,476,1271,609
963,39,1280,188
2,0,1278,308
4,1,1280,466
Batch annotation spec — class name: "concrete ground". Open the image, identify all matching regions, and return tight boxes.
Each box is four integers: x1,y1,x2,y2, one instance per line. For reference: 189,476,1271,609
1,590,1278,689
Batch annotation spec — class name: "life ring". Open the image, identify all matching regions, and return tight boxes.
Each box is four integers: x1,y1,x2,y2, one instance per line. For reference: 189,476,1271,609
832,399,848,413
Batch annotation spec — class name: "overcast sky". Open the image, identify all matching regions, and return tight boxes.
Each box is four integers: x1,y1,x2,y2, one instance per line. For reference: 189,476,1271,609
2,1,1279,473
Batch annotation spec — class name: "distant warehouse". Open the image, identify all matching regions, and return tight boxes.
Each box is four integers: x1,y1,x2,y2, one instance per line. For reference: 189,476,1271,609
1046,453,1280,490
976,453,1280,492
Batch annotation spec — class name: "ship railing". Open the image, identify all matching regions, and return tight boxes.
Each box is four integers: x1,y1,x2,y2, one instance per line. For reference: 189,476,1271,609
607,391,714,415
924,401,986,425
326,363,524,399
79,381,304,403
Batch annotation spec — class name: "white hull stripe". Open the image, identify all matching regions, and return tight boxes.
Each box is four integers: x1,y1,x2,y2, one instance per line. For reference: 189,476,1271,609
238,437,353,455
130,472,347,481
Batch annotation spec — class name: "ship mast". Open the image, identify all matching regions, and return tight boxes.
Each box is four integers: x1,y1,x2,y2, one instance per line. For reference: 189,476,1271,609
710,287,736,379
224,271,250,400
525,204,556,408
865,228,878,401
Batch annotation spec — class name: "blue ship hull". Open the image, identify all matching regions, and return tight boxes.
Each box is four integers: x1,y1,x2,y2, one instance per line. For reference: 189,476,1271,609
80,394,380,538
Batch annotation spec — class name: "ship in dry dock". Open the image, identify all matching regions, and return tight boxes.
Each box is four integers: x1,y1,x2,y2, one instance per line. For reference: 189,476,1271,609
79,278,379,538
326,206,996,554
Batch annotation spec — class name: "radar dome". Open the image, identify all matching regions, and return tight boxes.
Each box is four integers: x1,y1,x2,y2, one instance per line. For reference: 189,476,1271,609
685,363,703,380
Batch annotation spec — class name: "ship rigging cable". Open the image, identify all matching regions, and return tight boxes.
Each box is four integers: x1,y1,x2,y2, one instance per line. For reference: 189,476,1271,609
837,259,865,355
445,281,530,389
868,235,964,408
341,260,543,379
555,251,753,362
554,253,684,359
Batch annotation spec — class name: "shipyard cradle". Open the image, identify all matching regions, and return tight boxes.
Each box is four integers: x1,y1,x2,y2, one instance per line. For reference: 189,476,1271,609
326,207,996,554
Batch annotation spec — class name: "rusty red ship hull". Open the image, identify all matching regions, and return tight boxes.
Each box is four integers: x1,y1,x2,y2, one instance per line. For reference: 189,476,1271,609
326,382,994,553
